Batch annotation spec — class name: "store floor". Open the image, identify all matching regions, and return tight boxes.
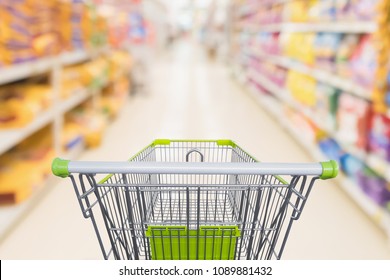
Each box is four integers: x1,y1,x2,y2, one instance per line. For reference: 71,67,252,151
1,39,389,260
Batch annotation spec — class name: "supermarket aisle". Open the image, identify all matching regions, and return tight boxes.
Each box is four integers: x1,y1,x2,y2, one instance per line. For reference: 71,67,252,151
0,39,390,259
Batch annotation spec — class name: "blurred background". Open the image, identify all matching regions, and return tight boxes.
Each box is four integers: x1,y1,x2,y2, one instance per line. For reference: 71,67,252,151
0,0,390,259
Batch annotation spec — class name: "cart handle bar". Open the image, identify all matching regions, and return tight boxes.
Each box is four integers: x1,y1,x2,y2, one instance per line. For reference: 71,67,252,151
52,158,338,180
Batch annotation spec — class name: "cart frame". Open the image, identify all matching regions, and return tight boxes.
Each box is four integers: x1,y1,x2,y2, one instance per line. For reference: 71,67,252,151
52,139,338,260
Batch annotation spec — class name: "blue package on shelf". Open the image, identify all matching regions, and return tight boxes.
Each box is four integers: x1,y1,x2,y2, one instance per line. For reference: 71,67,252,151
339,153,365,178
318,138,344,163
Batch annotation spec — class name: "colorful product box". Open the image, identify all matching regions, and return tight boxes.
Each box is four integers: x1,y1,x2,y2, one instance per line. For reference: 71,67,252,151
357,168,390,206
368,113,390,161
336,93,371,151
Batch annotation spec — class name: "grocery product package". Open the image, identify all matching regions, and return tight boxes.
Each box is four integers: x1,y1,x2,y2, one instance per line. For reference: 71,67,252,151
99,75,129,119
356,168,390,206
284,106,323,143
335,34,360,78
336,93,371,151
283,33,316,65
350,35,377,89
0,126,54,204
62,122,84,151
0,83,52,128
315,83,340,131
313,32,342,72
339,153,365,178
285,0,319,22
61,64,88,98
368,113,390,162
318,137,344,164
107,51,133,80
66,105,107,149
286,70,317,107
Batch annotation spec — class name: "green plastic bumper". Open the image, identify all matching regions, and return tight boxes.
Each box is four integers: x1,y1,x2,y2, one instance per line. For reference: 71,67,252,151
320,160,339,180
52,158,70,178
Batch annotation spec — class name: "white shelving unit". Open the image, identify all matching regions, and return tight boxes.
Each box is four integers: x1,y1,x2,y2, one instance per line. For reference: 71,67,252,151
0,109,56,155
243,22,377,34
246,47,371,100
60,50,90,66
0,48,109,241
0,57,55,85
0,49,104,155
245,48,390,182
230,0,390,250
0,50,90,85
235,67,390,241
0,141,85,242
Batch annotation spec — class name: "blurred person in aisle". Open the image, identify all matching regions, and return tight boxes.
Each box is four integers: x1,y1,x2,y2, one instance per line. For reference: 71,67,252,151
165,23,177,49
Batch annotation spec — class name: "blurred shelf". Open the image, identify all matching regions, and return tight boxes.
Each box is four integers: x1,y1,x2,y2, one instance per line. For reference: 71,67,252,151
62,140,86,162
60,50,90,66
0,45,119,243
59,88,91,114
247,47,372,100
237,69,390,240
0,141,85,243
0,177,54,243
331,139,390,182
247,67,390,182
0,88,93,155
244,21,377,33
0,57,55,85
237,1,299,19
0,49,91,86
0,109,55,155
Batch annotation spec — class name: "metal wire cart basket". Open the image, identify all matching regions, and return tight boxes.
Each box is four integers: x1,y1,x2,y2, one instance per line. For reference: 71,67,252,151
52,139,338,260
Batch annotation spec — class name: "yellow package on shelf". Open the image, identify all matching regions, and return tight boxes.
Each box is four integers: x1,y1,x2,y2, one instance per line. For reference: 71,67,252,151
56,0,73,50
100,77,129,119
0,101,35,129
0,5,33,25
74,65,94,87
0,48,36,65
282,33,316,65
285,0,319,22
0,46,6,67
74,58,109,88
0,127,55,204
0,157,42,204
66,105,107,149
0,20,32,44
107,51,132,81
286,70,317,107
32,32,59,57
61,65,86,98
82,117,106,148
61,122,84,152
0,84,52,129
15,126,55,177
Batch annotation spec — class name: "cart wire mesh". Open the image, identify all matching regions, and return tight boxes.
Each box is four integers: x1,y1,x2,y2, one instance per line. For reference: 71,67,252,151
67,140,319,260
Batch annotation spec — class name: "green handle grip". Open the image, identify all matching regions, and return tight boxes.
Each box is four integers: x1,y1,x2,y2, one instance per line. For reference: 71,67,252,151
52,158,70,178
320,160,339,180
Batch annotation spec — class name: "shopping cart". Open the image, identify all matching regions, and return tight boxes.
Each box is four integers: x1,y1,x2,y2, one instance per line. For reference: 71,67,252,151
52,139,338,260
